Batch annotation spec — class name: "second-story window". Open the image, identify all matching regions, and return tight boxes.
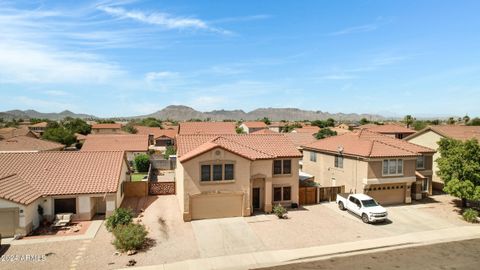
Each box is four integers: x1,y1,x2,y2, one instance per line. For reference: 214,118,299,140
383,159,403,176
273,159,292,175
416,156,425,169
310,152,317,162
334,155,344,168
201,163,235,181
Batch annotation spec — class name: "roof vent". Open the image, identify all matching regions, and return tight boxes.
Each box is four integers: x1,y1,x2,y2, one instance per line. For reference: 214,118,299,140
337,146,344,154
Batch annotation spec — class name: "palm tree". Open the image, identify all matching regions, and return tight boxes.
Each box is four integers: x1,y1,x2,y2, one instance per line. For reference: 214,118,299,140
403,115,414,128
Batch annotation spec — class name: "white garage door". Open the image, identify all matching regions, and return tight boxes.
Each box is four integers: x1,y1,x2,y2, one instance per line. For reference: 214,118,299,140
191,194,243,220
0,208,18,238
366,183,406,205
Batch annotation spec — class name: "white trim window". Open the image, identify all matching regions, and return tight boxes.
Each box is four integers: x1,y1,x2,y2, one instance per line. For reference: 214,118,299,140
201,163,235,182
382,159,403,176
334,155,343,168
310,152,317,162
416,156,425,169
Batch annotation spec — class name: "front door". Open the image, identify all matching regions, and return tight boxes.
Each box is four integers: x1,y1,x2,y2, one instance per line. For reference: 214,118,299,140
252,188,260,209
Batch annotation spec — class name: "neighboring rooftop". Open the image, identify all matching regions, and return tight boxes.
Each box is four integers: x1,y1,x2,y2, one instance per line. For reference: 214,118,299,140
29,122,48,128
91,123,122,129
251,129,277,134
0,151,127,204
292,126,320,134
134,126,178,139
81,134,149,152
178,122,236,135
406,125,480,141
284,132,318,148
241,121,268,128
177,134,302,162
0,135,64,152
0,127,37,140
303,129,435,158
355,124,415,135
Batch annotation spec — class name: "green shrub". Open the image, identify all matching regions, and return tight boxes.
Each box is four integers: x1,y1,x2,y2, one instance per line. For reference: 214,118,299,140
113,223,148,252
134,154,150,172
273,204,287,219
105,208,134,231
463,208,479,223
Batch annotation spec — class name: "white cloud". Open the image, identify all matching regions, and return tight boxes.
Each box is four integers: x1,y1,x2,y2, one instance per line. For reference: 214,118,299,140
97,5,231,34
12,96,79,111
44,90,69,96
0,41,124,84
330,24,378,36
145,71,179,82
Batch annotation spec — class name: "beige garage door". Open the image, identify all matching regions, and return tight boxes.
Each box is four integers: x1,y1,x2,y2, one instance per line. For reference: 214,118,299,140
191,194,243,220
0,208,18,238
366,183,406,205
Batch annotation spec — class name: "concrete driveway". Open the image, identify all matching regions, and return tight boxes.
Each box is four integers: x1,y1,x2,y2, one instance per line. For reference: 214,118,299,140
192,217,265,258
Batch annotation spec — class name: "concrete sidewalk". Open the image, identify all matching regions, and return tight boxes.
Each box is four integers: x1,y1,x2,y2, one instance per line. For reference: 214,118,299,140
124,225,480,270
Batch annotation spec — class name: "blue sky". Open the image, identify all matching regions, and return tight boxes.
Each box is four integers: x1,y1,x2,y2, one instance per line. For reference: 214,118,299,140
1,0,479,118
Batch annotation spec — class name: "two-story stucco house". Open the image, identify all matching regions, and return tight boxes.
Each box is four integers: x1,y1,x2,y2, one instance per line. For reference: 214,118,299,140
302,129,436,205
175,134,302,221
405,125,480,190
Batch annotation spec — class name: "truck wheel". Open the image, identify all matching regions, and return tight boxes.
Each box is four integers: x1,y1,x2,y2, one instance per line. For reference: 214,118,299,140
338,202,345,210
362,213,370,223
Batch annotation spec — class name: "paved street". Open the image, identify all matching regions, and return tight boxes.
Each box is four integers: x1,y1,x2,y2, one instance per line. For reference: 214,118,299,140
258,238,480,270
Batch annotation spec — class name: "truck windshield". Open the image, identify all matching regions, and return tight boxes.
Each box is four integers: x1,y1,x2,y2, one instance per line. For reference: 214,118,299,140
361,199,378,207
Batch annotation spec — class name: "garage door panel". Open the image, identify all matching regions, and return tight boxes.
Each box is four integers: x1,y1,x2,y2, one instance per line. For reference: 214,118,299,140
366,184,405,205
0,209,18,238
191,194,243,220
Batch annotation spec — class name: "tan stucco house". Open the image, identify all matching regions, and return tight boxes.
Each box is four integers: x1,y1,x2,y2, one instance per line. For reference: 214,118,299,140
239,121,268,134
0,151,130,237
302,129,436,205
175,134,302,221
405,125,480,190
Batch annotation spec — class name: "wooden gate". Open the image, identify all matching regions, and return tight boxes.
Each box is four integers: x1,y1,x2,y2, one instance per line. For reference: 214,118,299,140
149,182,175,195
299,187,317,205
318,186,344,202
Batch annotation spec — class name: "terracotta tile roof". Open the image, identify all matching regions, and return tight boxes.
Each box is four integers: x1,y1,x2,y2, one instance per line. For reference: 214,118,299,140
0,135,64,152
81,134,149,152
0,174,42,205
134,126,178,139
284,133,318,148
293,126,321,134
269,122,287,127
304,129,435,158
407,125,480,141
251,129,277,134
0,127,38,139
75,133,87,141
178,122,236,135
91,123,122,129
356,124,415,134
177,134,302,162
330,127,352,135
0,151,127,204
29,122,48,128
242,121,268,128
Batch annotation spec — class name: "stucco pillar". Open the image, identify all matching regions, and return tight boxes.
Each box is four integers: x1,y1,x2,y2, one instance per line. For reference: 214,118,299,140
405,184,412,204
264,178,272,213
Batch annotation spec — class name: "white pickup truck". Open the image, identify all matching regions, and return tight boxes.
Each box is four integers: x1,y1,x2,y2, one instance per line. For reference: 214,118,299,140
336,193,388,223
